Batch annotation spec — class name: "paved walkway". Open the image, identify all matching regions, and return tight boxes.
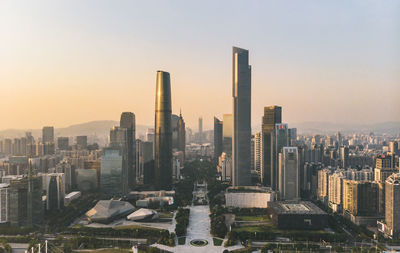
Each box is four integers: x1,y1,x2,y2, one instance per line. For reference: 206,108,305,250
152,182,244,252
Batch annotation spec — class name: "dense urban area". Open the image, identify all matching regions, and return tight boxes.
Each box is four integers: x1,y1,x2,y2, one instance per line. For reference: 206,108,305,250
0,47,399,253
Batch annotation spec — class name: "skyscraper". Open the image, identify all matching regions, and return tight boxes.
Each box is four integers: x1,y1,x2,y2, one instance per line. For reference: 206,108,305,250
198,117,203,144
177,111,186,157
273,123,289,190
154,71,172,190
42,126,55,155
100,148,124,199
109,126,129,194
120,112,136,189
76,136,88,150
383,173,400,239
42,126,54,144
223,114,233,156
261,106,282,187
57,137,69,150
340,146,349,168
171,114,180,149
214,117,223,159
232,46,251,186
254,132,263,173
278,147,299,200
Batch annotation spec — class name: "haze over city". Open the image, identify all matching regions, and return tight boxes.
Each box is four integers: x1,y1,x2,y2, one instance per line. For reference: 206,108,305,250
1,0,399,130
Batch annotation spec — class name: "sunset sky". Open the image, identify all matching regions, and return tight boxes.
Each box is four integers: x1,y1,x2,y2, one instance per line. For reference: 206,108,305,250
1,0,399,130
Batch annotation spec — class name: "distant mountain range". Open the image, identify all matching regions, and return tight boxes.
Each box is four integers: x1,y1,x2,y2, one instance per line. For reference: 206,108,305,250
0,120,398,139
291,121,400,135
0,120,152,139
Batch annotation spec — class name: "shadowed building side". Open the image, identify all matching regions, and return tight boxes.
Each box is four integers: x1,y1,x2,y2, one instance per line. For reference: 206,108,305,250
154,71,172,190
232,46,251,186
120,112,136,189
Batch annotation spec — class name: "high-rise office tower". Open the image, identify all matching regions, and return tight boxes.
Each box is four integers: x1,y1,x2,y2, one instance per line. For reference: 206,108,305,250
223,114,233,156
254,132,263,173
45,173,65,210
109,126,129,194
100,148,124,199
177,111,186,156
42,126,54,144
154,71,172,190
336,132,342,147
340,146,349,168
57,137,69,150
273,123,289,190
120,112,136,189
232,46,251,186
76,136,88,150
261,106,282,187
198,117,203,144
278,147,299,200
0,184,9,223
389,141,399,156
146,128,155,143
288,128,297,146
383,173,400,239
214,117,223,159
42,126,55,155
171,114,180,149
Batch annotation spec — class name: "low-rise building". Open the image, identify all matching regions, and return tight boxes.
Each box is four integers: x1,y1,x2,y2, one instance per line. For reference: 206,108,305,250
225,186,275,208
268,201,328,230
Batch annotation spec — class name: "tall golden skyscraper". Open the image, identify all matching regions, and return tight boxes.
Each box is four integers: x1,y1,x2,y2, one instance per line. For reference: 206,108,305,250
154,71,172,190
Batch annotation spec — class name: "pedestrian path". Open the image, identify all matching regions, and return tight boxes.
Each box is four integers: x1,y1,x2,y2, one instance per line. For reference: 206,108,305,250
152,182,244,252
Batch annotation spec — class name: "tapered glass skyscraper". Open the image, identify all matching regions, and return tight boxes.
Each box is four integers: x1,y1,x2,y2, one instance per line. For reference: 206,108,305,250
232,47,251,186
154,71,172,190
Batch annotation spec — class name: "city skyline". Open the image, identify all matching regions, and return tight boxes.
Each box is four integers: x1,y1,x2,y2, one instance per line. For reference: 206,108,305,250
1,0,399,130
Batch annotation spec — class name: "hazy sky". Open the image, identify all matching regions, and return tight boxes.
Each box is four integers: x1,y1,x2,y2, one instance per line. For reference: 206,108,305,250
1,0,399,130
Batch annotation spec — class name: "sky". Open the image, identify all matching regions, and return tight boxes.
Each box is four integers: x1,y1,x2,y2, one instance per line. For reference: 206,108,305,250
0,0,399,131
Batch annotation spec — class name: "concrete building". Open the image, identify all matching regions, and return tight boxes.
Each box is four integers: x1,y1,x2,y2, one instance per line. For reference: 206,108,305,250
86,200,135,224
318,168,332,203
274,124,289,190
76,136,88,150
57,137,70,150
223,114,233,156
214,117,223,159
254,132,263,173
261,106,282,187
100,148,123,199
218,152,232,181
44,173,65,210
278,147,299,200
268,201,328,230
378,173,400,239
225,186,275,208
42,126,54,144
109,126,129,194
342,180,380,225
120,112,136,190
232,46,251,186
0,183,9,223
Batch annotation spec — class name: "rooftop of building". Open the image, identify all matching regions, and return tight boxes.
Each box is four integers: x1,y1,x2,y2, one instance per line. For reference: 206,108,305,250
269,201,327,215
226,186,274,194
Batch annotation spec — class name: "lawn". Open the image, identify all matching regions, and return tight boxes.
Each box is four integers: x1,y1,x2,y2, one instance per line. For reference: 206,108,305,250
178,236,186,245
212,237,223,246
80,249,130,253
235,215,270,222
158,212,174,219
233,225,272,233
